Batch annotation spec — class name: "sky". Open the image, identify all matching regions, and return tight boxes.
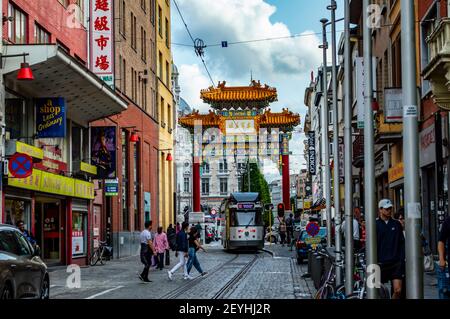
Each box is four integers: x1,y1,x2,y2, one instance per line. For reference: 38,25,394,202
172,0,344,183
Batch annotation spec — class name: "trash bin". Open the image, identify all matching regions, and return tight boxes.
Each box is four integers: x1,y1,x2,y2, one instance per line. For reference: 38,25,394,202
312,252,324,290
307,249,313,274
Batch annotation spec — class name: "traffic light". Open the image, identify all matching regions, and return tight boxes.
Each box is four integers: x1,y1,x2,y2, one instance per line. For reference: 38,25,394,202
277,203,285,218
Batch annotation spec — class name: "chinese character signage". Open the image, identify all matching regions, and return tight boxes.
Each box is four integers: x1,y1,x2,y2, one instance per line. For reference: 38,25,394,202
90,0,114,89
280,134,289,155
308,131,316,175
91,127,117,178
225,120,256,135
36,98,66,138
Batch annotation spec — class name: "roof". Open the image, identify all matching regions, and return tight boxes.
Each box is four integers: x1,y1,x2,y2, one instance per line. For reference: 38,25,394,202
231,192,260,202
200,80,277,103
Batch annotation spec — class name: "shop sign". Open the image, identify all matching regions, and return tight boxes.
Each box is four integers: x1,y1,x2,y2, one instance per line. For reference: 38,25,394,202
280,134,290,155
355,56,377,129
419,124,436,168
72,231,84,255
105,178,119,196
90,0,114,88
225,120,256,135
8,169,94,199
219,110,258,117
338,136,344,183
34,140,67,173
304,200,312,209
385,88,403,123
36,98,66,138
6,141,44,159
308,131,316,175
91,127,117,179
80,162,98,175
75,180,95,199
388,162,404,184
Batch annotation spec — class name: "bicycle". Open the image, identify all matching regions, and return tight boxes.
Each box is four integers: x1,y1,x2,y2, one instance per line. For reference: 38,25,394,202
89,241,112,266
314,250,347,299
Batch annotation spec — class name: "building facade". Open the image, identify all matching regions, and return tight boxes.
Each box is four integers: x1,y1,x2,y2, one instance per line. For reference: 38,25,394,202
0,0,128,265
156,0,174,229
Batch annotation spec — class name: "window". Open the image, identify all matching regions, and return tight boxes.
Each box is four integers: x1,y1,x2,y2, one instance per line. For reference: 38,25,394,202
219,160,228,173
202,178,210,195
220,178,228,195
0,231,21,256
34,23,50,44
141,0,146,12
131,67,135,101
420,4,439,96
202,162,210,174
165,18,169,48
120,0,126,36
72,124,82,163
8,3,27,44
160,96,165,125
119,54,123,91
168,104,172,130
159,51,163,79
5,199,31,230
392,36,402,87
141,28,147,62
122,130,129,231
131,12,137,50
166,61,170,87
72,211,87,256
122,58,127,94
158,6,162,37
150,0,155,25
134,142,140,231
184,177,190,193
14,232,32,256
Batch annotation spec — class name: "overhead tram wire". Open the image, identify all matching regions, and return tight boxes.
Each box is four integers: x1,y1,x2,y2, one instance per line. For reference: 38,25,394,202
172,0,215,87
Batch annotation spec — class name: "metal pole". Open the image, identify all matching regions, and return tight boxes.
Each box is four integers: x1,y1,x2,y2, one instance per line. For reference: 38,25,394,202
401,0,423,299
248,158,251,192
0,2,4,226
362,0,377,299
320,19,332,248
343,0,354,296
329,0,342,286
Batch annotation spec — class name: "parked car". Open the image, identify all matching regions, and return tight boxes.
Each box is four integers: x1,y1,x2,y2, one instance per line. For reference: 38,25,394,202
295,227,327,264
0,224,50,299
264,226,280,243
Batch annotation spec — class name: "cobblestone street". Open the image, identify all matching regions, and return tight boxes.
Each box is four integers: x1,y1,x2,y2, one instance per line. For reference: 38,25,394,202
48,242,313,299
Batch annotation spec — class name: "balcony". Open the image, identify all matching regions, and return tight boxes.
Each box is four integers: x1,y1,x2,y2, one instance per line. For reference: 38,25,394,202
374,112,402,145
422,18,450,111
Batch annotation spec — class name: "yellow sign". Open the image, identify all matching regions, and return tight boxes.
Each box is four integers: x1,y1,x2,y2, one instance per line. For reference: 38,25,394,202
304,201,311,209
388,162,404,183
8,169,42,191
304,237,322,245
80,162,98,175
8,169,94,199
75,180,95,199
16,141,44,159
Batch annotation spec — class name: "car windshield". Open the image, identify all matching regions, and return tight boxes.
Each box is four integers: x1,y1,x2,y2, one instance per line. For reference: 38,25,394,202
300,228,327,241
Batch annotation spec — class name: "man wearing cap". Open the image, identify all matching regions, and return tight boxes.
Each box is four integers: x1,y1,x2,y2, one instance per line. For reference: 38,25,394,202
376,198,405,299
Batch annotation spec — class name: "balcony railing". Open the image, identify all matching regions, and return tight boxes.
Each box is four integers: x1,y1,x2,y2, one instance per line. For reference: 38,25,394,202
422,18,450,110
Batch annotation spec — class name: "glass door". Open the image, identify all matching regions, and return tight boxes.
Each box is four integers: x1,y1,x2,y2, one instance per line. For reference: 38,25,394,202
36,198,62,263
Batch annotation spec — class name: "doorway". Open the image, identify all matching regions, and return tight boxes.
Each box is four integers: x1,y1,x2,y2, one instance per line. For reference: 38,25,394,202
35,197,62,264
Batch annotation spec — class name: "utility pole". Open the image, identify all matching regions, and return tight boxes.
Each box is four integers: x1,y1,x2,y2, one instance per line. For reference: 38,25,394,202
343,0,354,296
328,0,342,286
320,18,332,248
401,0,423,299
362,0,377,299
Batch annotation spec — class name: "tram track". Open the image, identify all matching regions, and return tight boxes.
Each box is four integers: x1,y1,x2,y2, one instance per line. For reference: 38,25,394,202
161,250,268,299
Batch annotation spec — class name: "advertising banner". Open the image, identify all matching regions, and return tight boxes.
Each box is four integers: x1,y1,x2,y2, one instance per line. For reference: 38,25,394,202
91,127,117,178
36,98,66,138
308,131,316,175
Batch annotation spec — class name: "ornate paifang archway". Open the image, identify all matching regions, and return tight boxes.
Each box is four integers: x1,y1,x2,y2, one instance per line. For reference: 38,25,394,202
179,80,300,212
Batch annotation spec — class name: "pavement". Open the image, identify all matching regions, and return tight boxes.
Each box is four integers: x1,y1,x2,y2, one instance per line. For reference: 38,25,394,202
48,240,312,299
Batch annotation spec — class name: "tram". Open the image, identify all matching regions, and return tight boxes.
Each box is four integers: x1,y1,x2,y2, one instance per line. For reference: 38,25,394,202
219,192,265,251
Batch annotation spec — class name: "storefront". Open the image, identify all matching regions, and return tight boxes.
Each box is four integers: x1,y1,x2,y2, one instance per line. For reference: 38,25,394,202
388,162,404,214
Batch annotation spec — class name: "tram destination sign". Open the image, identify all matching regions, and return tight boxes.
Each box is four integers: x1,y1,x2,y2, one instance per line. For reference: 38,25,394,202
238,203,255,209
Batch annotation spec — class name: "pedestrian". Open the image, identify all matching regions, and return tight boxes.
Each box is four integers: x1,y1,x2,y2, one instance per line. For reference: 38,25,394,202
167,222,189,280
279,219,287,246
167,224,177,265
286,213,294,245
195,222,202,240
359,218,366,249
154,226,169,270
186,227,207,278
437,215,450,299
139,221,157,282
176,222,181,234
340,216,360,251
16,220,38,249
376,199,405,299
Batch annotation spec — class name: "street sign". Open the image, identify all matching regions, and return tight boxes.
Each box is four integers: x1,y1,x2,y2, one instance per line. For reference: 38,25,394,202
105,178,119,196
306,222,319,237
8,153,33,178
189,212,204,224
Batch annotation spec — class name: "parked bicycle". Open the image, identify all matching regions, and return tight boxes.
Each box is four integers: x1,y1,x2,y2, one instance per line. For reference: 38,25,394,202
89,241,113,266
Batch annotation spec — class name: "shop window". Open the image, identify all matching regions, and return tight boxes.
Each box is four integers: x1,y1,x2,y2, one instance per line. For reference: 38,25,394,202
8,3,27,44
5,199,31,230
72,125,82,163
202,178,210,195
72,211,87,257
5,97,25,140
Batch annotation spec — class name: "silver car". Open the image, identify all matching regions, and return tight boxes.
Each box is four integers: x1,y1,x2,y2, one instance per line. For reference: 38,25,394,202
0,224,49,299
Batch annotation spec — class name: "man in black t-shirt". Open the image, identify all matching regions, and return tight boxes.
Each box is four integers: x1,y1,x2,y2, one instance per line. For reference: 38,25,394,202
376,199,405,299
438,216,450,271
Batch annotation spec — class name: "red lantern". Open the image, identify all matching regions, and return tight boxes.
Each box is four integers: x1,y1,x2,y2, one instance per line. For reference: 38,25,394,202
166,153,173,161
17,62,34,81
129,132,139,142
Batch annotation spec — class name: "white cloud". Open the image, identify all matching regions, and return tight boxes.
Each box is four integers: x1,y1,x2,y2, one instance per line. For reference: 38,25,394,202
178,64,211,112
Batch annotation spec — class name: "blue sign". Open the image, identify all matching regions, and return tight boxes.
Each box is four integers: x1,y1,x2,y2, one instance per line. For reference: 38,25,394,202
36,98,66,138
104,178,119,196
306,222,320,237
